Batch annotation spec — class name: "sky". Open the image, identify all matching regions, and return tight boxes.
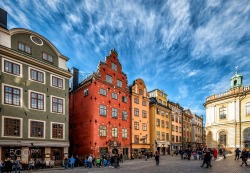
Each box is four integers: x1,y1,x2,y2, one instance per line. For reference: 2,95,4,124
1,0,250,118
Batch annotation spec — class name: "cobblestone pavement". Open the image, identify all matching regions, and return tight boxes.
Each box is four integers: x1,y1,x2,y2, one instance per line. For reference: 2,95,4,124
23,155,250,173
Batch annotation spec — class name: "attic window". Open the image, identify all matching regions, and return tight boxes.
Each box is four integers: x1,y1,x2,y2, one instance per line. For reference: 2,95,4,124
30,36,43,46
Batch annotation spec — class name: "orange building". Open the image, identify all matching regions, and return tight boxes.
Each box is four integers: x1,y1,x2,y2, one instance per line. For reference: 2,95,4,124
183,109,193,148
130,78,150,158
69,49,131,159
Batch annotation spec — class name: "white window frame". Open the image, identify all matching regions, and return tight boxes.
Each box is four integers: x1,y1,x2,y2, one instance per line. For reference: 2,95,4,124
2,83,23,108
106,75,112,84
28,119,46,139
100,88,107,96
2,116,23,138
112,108,118,118
2,58,23,77
50,74,65,90
122,129,128,138
84,89,89,96
28,67,46,84
111,93,118,100
142,123,147,131
116,79,122,87
50,122,65,140
111,62,117,71
112,127,118,137
28,90,46,111
50,95,65,115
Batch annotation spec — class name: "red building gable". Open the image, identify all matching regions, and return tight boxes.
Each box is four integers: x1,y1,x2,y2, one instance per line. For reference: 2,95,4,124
69,49,131,159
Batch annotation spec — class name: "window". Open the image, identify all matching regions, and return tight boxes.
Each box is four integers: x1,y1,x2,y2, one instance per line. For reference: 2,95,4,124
163,101,166,106
30,69,44,83
111,93,118,100
99,105,107,116
99,125,107,136
179,127,182,133
142,123,147,131
134,135,139,144
176,136,178,142
176,126,178,132
100,88,107,96
4,60,20,76
30,121,44,138
156,119,160,126
139,89,143,95
246,102,250,115
134,98,139,104
52,97,63,113
117,79,122,87
161,120,164,128
162,132,165,140
31,92,44,110
106,75,112,83
18,42,31,54
172,135,175,142
157,131,160,140
159,99,162,104
4,118,21,136
4,86,20,106
171,114,174,121
172,125,174,131
142,110,147,118
52,123,63,139
166,133,169,141
134,122,139,130
112,108,118,118
180,136,182,142
134,108,139,116
122,96,127,103
166,112,168,117
84,89,88,96
166,121,169,128
219,131,227,146
122,129,128,138
52,76,63,89
142,101,146,106
111,62,117,71
156,108,160,114
219,107,227,119
42,52,53,62
175,116,178,122
161,110,164,116
111,127,118,137
122,111,128,120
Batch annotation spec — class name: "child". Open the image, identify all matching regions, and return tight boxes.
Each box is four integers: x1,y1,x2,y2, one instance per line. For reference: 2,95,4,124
193,151,197,160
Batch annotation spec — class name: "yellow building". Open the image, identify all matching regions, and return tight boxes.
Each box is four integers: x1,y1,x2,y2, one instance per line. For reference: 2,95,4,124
149,89,171,155
204,70,250,151
130,78,150,158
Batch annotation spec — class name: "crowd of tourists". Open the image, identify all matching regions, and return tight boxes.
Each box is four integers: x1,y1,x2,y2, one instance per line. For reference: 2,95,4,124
63,153,124,169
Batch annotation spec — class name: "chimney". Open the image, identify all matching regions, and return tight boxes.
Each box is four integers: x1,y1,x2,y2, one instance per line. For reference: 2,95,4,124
0,8,7,29
71,67,79,91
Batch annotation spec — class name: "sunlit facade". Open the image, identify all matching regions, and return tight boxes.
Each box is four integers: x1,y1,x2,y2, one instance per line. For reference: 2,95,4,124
204,70,250,151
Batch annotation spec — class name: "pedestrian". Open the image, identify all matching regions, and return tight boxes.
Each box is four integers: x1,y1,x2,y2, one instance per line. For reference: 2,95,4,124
198,149,203,160
4,158,12,173
179,149,184,159
193,150,197,160
75,156,80,167
240,148,248,166
155,151,160,166
13,157,22,173
222,148,226,159
213,148,218,160
87,155,93,168
201,149,212,168
64,157,69,169
0,160,3,173
84,156,88,168
96,158,101,168
234,148,241,160
144,152,148,161
219,148,223,155
69,156,75,169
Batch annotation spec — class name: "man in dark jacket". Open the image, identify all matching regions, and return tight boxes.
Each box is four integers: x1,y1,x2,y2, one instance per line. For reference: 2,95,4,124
235,148,241,160
201,149,212,168
240,148,248,166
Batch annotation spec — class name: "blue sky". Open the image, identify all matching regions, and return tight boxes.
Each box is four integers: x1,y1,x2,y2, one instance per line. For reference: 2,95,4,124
1,0,250,117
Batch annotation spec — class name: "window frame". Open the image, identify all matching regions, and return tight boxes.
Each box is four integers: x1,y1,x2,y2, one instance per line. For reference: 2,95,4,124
116,79,122,87
99,125,107,137
142,110,147,118
111,92,118,100
219,107,227,119
29,68,45,84
122,111,128,120
3,59,21,77
3,85,21,107
134,108,139,116
42,52,53,63
2,116,23,138
18,41,31,54
29,91,45,111
51,122,64,140
142,123,147,131
134,122,139,130
246,102,250,115
111,62,117,71
106,75,112,84
111,108,118,118
28,119,45,139
51,75,64,89
100,105,107,116
100,88,107,96
122,129,128,138
111,127,118,137
51,96,64,114
134,135,139,144
134,98,139,104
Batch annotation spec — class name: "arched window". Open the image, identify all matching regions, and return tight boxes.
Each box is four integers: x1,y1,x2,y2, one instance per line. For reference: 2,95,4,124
244,128,250,143
219,131,227,146
246,103,250,115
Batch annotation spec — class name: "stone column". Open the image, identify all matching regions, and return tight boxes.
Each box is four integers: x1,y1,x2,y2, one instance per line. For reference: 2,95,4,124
21,147,29,162
45,147,51,161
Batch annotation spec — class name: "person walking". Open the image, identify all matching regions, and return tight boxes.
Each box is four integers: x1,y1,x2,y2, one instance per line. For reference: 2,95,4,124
87,155,93,168
4,158,12,173
13,157,22,173
240,148,248,166
213,148,218,160
0,160,4,173
69,156,75,169
201,149,212,168
144,152,148,161
235,148,241,160
64,157,69,169
222,148,226,159
155,151,160,166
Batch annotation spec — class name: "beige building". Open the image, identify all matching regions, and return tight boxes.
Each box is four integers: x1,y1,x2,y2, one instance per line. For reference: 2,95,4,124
149,89,171,155
182,109,193,148
191,114,203,146
204,70,250,150
130,78,150,158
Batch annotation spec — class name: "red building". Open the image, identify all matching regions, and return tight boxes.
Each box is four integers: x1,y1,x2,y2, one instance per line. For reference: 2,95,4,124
69,49,131,159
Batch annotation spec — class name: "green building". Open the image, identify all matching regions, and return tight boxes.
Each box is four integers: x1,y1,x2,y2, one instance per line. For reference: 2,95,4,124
0,9,72,163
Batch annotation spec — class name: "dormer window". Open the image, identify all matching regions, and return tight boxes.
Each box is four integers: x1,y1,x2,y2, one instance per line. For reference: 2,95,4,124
18,42,31,54
111,62,117,71
234,80,237,86
43,52,53,63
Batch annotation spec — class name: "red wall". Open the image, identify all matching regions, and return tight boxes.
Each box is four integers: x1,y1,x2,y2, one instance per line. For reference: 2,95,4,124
70,50,131,158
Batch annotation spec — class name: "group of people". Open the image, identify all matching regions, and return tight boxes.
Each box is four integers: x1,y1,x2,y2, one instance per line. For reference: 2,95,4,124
234,148,250,166
64,153,124,169
0,157,24,173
